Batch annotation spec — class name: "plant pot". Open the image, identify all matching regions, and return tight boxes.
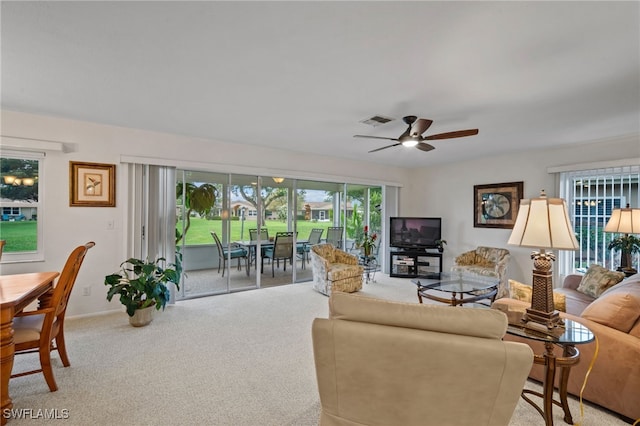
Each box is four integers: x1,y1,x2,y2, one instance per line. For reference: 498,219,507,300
129,306,154,327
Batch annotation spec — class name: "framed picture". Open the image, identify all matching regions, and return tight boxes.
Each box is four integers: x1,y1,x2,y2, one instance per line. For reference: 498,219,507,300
474,181,523,229
69,161,116,207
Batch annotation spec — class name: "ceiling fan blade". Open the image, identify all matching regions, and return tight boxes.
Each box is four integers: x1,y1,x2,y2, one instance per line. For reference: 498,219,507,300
416,142,435,152
424,129,479,140
354,135,399,141
410,118,433,136
368,143,401,153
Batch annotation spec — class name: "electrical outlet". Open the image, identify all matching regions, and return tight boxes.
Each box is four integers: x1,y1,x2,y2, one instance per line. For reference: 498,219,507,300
82,286,91,296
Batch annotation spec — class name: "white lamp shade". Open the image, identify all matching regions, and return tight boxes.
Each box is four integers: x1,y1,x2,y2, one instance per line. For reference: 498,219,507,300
508,195,579,250
604,208,640,234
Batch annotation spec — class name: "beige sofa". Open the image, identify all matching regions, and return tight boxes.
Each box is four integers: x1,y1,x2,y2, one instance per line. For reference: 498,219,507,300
451,246,511,299
310,243,363,296
493,273,640,421
312,292,534,426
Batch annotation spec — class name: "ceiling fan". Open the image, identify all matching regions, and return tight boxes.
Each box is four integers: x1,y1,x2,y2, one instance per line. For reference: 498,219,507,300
354,115,478,153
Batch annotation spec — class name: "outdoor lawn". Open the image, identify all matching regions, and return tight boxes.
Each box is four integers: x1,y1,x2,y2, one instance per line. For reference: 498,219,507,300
179,218,336,245
0,218,347,252
0,221,37,252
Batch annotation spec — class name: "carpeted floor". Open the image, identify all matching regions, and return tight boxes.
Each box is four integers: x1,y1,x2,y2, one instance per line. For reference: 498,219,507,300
7,275,629,425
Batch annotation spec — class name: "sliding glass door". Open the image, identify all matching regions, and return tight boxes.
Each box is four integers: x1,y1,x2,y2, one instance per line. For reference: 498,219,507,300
176,169,386,298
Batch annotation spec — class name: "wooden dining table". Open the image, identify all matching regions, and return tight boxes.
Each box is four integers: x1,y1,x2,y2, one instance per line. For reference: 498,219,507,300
0,272,59,425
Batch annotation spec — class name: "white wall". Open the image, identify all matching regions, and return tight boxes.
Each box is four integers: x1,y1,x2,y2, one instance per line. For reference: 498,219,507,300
2,110,637,316
402,135,640,284
1,110,411,316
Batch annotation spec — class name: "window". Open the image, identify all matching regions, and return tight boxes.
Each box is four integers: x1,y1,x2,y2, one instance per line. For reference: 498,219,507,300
560,165,639,274
0,151,43,261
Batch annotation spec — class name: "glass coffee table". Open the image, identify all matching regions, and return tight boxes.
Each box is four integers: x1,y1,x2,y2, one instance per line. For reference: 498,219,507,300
412,274,499,306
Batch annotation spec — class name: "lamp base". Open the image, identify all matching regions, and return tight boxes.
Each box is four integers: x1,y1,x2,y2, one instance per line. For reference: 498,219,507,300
526,250,564,329
524,307,563,329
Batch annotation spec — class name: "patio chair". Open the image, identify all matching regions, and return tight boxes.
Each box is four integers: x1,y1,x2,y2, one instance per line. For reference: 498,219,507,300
326,226,343,249
211,232,249,277
263,232,295,277
11,241,95,392
304,228,324,261
249,228,269,242
249,228,269,267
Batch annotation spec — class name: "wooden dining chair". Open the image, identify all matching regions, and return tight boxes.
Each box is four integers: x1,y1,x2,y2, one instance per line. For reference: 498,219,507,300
11,241,95,392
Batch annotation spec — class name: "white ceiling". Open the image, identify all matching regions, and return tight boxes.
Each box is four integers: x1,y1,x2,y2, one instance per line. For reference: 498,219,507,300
2,1,639,168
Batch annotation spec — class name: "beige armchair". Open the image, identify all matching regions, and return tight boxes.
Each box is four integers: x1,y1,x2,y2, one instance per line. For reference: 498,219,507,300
310,243,363,296
452,246,511,298
312,292,534,426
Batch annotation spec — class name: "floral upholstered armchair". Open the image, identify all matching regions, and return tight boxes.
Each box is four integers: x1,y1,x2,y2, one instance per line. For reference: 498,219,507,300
310,243,364,296
451,246,511,299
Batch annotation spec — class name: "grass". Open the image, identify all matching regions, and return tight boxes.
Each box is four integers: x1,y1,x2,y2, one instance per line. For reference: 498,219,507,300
0,218,338,253
178,218,336,245
0,221,38,252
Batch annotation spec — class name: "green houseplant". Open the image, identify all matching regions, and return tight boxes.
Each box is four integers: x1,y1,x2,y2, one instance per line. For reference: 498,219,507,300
608,234,640,274
104,257,181,326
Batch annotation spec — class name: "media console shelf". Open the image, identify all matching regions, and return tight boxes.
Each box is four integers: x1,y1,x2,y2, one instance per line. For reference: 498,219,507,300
389,249,442,279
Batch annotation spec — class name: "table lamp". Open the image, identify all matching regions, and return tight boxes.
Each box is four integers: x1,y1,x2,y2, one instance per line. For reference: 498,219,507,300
604,204,640,275
508,190,579,328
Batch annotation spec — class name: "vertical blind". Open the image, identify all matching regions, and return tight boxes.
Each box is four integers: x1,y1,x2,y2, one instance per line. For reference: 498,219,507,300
559,165,640,275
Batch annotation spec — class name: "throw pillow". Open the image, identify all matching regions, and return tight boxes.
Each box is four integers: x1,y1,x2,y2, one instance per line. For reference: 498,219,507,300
576,264,625,298
508,279,567,312
582,290,640,333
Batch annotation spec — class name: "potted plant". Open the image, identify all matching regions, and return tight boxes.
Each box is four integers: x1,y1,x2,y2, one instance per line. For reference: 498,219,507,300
104,257,181,327
608,234,640,275
359,225,377,257
435,239,447,253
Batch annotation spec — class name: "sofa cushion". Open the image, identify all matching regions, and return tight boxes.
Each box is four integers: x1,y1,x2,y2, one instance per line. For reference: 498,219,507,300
327,263,363,281
576,264,625,298
581,283,640,333
508,279,567,312
553,288,594,316
630,319,640,339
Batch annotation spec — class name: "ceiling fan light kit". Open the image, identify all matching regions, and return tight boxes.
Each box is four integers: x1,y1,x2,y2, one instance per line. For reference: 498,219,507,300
354,115,479,154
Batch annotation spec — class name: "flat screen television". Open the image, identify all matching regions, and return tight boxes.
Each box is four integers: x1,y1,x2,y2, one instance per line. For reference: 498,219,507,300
389,217,441,249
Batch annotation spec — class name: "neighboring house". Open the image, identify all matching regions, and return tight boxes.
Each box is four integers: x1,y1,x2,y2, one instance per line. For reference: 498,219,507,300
300,201,355,221
1,206,35,221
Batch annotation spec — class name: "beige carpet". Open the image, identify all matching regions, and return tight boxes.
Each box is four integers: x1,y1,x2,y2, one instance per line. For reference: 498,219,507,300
7,276,629,425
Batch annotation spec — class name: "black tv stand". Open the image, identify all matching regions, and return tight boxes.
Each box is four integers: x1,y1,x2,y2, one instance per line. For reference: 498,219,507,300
389,248,442,279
